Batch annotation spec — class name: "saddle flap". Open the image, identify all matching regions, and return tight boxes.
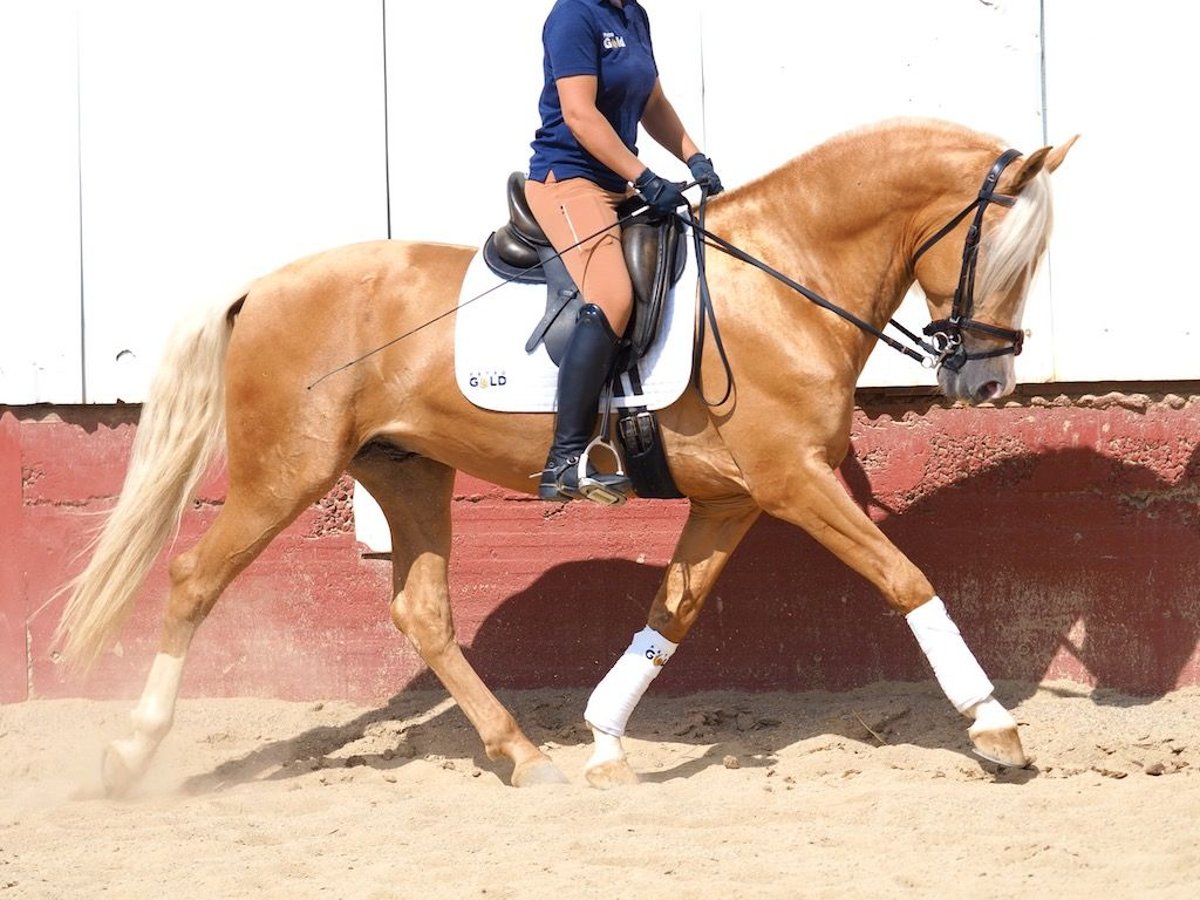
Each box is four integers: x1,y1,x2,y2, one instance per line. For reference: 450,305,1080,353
623,217,686,359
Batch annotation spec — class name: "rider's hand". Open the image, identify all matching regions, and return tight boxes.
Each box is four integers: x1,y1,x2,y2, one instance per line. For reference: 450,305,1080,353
633,168,689,216
686,153,724,196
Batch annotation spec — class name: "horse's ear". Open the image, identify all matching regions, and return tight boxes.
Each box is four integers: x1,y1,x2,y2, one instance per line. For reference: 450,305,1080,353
1044,134,1079,172
1005,147,1051,194
1005,135,1079,193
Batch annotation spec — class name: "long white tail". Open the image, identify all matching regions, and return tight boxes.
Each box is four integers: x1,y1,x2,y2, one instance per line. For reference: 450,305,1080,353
55,290,247,668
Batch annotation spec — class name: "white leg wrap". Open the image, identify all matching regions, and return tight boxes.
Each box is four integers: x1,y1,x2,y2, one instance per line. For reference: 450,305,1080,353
906,597,994,714
584,626,678,737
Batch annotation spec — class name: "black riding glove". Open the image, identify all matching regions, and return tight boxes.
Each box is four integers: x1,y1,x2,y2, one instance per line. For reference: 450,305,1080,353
686,153,724,196
633,168,688,216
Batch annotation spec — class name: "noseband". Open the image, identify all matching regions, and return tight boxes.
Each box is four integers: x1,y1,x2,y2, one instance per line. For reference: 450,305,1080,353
910,148,1024,373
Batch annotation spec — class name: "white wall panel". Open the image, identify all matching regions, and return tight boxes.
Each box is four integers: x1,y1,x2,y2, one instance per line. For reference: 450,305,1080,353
0,1,83,403
698,0,1049,387
384,4,543,246
1044,1,1197,382
6,0,1191,407
385,3,703,245
78,0,388,402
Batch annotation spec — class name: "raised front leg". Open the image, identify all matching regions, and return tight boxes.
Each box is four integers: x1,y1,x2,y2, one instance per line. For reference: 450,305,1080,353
351,452,567,786
755,458,1026,767
584,496,762,787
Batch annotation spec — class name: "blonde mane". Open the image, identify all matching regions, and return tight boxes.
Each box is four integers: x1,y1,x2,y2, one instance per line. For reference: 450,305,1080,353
977,170,1053,301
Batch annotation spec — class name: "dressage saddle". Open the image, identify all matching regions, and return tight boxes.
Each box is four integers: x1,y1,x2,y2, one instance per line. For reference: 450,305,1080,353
483,172,687,368
482,172,687,501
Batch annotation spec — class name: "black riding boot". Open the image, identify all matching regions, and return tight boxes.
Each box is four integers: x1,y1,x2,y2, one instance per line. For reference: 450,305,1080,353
538,303,633,502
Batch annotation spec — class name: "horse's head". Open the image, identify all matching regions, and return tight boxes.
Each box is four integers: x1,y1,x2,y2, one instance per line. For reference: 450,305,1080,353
914,138,1076,404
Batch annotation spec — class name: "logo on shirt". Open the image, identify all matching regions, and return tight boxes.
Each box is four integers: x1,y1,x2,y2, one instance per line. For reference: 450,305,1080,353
601,31,626,50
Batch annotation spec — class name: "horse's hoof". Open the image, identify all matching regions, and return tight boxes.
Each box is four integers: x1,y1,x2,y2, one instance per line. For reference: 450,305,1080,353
967,698,1029,768
584,759,640,789
969,722,1029,768
969,723,1028,767
511,756,570,787
101,743,138,798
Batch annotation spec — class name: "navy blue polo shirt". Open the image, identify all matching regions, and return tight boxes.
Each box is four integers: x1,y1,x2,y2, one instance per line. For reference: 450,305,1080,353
528,0,658,192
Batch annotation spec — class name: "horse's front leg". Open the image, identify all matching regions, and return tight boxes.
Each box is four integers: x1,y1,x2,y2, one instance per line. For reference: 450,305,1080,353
760,457,1027,768
583,497,761,787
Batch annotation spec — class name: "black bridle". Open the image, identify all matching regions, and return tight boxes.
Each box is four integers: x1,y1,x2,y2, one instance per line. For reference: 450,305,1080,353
309,150,1030,393
906,147,1025,372
685,147,1030,402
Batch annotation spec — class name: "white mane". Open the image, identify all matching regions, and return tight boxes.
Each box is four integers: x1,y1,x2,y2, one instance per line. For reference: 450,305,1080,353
977,170,1054,301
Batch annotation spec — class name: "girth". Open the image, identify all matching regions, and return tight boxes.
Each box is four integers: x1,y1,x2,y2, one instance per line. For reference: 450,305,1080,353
483,172,686,366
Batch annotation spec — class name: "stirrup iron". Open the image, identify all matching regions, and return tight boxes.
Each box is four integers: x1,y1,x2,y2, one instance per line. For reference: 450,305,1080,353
576,374,630,506
576,434,628,506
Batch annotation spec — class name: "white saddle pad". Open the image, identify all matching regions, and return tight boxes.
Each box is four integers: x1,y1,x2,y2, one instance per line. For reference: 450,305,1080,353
454,232,697,413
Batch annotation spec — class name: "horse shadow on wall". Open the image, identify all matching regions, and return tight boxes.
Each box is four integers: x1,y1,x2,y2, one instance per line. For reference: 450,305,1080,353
453,440,1200,702
183,438,1200,791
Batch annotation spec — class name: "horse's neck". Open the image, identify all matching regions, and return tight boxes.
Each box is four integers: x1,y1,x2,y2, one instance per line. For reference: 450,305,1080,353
709,151,921,340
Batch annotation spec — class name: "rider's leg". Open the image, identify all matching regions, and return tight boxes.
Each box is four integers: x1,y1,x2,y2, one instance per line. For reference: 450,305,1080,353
525,174,634,501
524,173,633,332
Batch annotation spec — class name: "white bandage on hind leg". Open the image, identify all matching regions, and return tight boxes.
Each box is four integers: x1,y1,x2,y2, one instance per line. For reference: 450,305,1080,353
906,596,994,714
584,626,678,737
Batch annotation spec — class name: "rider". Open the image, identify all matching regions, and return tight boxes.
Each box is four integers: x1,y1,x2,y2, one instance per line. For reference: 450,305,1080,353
525,0,724,502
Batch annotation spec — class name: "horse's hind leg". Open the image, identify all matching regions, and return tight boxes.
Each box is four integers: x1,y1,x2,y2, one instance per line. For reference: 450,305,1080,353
102,475,340,796
583,496,762,787
350,449,568,787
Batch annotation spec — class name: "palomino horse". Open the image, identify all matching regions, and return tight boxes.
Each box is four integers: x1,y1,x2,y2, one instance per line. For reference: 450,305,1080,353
56,119,1074,792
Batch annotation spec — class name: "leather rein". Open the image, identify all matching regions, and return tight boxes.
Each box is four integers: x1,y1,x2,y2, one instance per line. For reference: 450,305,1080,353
688,147,1026,397
308,151,1026,395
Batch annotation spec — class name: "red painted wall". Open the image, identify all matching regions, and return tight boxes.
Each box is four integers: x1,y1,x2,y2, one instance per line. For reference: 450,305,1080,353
1,413,26,702
2,389,1199,704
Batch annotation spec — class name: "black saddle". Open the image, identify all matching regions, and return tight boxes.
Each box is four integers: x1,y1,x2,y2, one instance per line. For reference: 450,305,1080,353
483,172,687,367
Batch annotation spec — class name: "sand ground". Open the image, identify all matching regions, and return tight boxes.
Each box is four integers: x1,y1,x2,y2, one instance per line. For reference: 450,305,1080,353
3,680,1199,899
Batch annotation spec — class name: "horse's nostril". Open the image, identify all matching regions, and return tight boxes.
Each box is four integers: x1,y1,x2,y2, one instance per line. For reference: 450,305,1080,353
976,381,1002,402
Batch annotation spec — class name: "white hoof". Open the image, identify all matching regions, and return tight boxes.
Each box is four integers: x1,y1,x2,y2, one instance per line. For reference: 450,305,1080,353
583,725,639,789
967,698,1028,768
